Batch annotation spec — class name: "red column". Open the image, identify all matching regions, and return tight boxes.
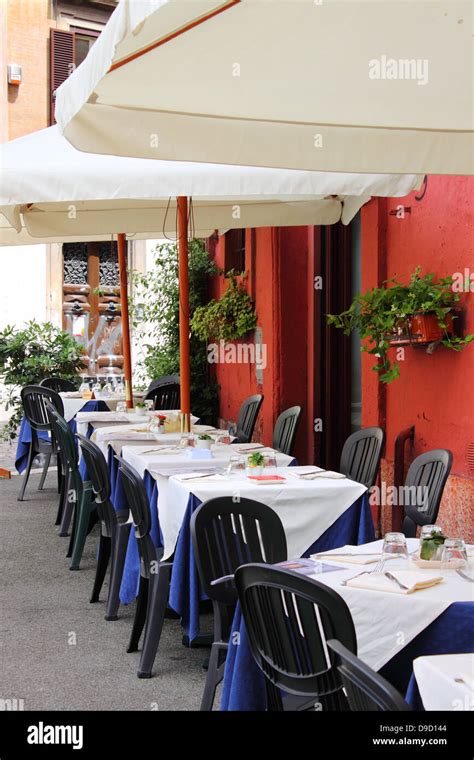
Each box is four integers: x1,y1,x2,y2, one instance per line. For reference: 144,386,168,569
117,232,133,408
177,197,191,432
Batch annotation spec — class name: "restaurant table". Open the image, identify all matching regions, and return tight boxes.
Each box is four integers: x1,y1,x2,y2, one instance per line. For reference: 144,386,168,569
221,539,474,710
15,399,109,473
118,445,297,626
161,466,368,643
406,654,474,711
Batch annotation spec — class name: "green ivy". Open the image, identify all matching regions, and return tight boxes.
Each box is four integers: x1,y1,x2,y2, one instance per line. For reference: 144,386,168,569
190,272,257,342
0,321,85,440
130,239,220,425
327,268,474,384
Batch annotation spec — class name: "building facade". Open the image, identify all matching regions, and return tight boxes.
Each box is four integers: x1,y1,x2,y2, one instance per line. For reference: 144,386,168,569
210,177,474,541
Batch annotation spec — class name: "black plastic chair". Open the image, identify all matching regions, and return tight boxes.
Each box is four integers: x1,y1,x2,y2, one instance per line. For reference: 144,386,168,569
45,402,96,570
191,497,287,710
147,375,180,394
145,382,181,410
40,377,77,393
327,640,411,711
18,385,65,503
401,449,452,538
234,564,356,711
272,406,302,456
339,427,385,489
235,394,264,443
77,434,120,604
118,458,172,678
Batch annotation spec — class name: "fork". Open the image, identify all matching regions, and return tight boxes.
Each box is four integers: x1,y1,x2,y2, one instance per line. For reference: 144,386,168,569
341,557,386,586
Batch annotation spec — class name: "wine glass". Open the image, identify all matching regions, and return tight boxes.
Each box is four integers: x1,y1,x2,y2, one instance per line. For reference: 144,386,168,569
441,539,468,571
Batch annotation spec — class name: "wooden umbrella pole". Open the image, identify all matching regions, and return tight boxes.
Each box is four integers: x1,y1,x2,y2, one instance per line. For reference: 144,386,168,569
117,232,133,408
177,197,191,433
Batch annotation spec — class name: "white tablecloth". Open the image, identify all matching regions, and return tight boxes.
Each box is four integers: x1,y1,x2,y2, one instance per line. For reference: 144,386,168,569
307,540,474,671
413,654,474,711
122,445,297,559
159,465,366,562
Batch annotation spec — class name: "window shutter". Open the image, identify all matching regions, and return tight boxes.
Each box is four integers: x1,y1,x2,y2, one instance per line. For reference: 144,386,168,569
50,29,75,125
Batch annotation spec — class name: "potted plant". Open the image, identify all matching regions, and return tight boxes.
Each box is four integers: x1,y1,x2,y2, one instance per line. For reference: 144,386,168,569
196,433,213,449
327,268,474,383
190,272,257,342
246,452,265,476
132,401,148,420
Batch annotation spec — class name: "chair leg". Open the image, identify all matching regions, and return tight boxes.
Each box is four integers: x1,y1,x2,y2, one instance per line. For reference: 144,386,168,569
199,641,228,711
126,576,149,653
69,490,94,570
105,522,131,621
38,453,51,491
55,459,67,526
137,562,172,678
17,444,35,502
56,454,62,494
60,472,75,538
90,533,112,603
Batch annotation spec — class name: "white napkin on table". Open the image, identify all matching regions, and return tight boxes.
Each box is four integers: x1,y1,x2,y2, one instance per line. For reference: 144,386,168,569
311,546,383,565
232,443,266,453
291,469,346,480
345,570,443,594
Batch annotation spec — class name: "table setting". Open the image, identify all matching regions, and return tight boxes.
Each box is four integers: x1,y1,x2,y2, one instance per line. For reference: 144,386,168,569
221,532,474,711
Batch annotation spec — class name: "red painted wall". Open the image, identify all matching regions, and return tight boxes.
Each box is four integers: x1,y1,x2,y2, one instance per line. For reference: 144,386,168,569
209,226,311,462
361,176,474,539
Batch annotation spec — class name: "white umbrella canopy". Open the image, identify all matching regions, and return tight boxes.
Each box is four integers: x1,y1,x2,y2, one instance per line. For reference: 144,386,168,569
55,0,473,175
0,126,422,242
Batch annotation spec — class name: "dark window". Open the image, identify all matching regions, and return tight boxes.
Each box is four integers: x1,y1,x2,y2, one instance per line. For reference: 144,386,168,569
224,229,246,274
74,33,97,67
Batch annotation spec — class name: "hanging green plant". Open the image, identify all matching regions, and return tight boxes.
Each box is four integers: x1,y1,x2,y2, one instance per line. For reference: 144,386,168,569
327,268,474,384
190,273,257,342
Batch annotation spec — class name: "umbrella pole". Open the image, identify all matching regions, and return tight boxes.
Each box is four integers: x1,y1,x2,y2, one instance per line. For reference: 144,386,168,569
177,196,191,433
117,232,133,409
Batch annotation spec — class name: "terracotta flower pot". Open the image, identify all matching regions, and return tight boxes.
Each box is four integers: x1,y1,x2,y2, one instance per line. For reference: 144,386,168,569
389,311,454,346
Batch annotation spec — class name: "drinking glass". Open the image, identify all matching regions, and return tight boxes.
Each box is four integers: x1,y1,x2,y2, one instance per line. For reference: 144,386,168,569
264,452,278,475
179,433,196,450
116,401,127,414
441,539,468,571
381,532,408,570
216,431,231,446
92,380,102,397
148,418,163,441
144,399,154,413
420,525,443,541
226,455,246,475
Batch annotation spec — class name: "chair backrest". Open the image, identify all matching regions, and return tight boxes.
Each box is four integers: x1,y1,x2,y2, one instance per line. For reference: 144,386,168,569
77,434,110,503
118,458,156,573
145,382,181,410
272,406,302,456
327,639,411,711
235,564,357,703
147,375,180,394
339,427,385,488
44,401,77,471
401,449,452,537
236,394,264,443
40,377,77,392
191,497,287,606
21,385,64,433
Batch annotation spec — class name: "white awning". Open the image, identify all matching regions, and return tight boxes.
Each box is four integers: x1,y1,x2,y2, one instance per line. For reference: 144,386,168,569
0,125,421,244
55,0,473,174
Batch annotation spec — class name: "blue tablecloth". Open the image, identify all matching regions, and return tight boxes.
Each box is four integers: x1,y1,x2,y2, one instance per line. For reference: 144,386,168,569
220,493,374,710
15,400,108,473
395,602,474,709
117,459,303,621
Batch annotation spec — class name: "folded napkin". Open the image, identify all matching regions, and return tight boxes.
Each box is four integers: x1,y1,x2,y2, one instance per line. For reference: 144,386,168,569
345,570,443,594
139,446,180,455
76,411,130,423
175,472,225,483
311,546,383,565
232,443,266,452
61,391,82,398
291,469,346,480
